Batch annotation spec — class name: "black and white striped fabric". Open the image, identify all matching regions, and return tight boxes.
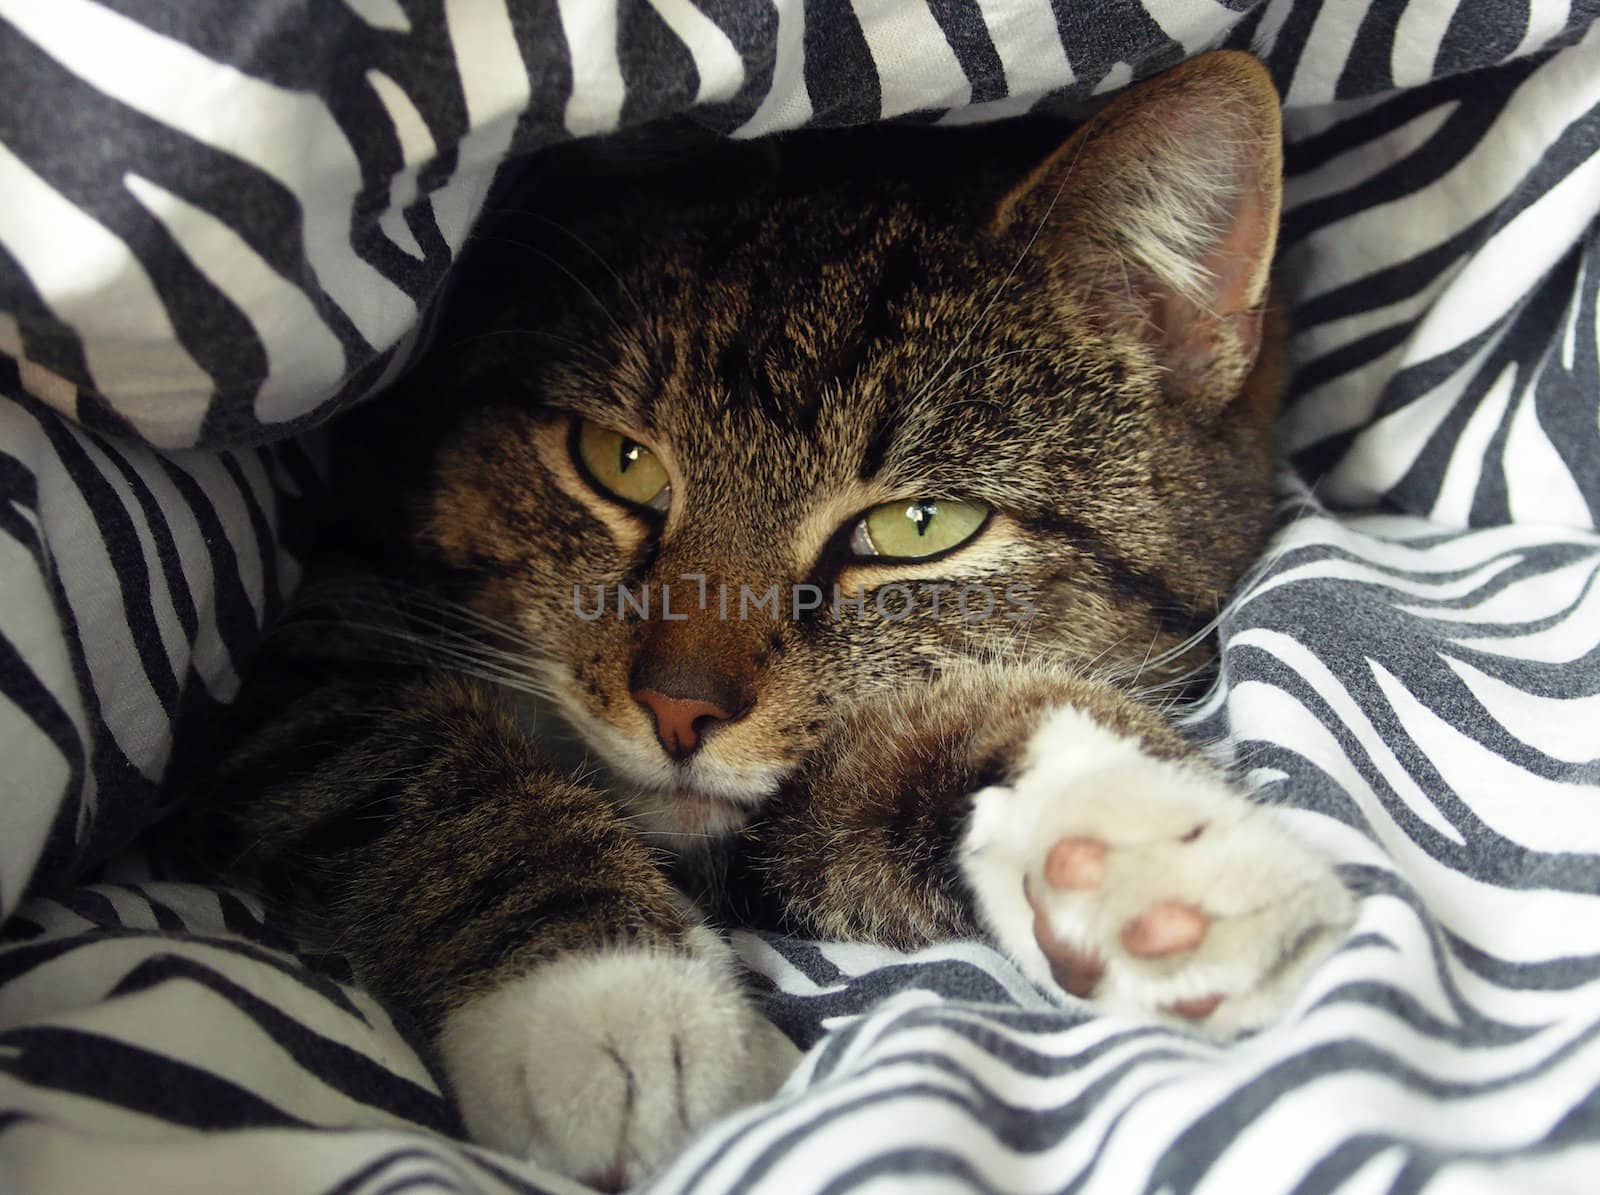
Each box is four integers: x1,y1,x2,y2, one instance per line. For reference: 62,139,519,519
3,2,1599,1192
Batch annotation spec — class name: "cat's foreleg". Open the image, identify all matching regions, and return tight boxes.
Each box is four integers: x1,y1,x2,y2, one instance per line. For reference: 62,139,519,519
749,664,1352,1032
190,661,794,1185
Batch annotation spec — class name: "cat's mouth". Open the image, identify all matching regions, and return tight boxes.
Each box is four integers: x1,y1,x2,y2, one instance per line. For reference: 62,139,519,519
581,725,787,834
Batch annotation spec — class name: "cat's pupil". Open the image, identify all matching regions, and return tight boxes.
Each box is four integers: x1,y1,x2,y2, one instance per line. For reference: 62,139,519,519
908,500,936,536
619,439,644,474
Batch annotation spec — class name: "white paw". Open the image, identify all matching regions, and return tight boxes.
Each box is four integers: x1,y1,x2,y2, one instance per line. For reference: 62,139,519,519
436,926,799,1187
961,705,1352,1033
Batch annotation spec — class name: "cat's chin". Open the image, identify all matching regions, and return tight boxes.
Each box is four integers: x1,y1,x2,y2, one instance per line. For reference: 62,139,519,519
622,786,757,842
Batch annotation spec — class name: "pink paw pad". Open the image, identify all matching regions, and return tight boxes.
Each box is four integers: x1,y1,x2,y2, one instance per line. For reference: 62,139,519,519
1031,836,1224,1021
1044,837,1105,889
1121,900,1208,957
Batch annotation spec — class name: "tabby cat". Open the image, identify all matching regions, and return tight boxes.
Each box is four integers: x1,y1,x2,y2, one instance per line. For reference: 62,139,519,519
188,52,1352,1189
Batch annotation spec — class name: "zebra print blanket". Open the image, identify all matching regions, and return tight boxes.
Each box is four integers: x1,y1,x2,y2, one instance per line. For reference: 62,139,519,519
3,2,1599,1192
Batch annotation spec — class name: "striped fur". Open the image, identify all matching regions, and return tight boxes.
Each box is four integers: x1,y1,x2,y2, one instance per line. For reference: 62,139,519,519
3,2,1600,1194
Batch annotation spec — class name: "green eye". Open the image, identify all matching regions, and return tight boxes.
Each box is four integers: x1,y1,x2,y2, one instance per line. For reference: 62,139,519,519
575,420,671,511
850,499,988,559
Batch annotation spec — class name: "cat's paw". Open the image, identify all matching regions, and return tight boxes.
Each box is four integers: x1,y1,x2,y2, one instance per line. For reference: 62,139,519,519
961,705,1352,1033
436,926,798,1188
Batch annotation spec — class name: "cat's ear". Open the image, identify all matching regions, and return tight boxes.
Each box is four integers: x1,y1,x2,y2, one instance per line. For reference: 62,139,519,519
993,51,1282,408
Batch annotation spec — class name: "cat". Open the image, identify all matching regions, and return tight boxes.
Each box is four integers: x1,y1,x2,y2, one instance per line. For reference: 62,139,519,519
184,51,1352,1190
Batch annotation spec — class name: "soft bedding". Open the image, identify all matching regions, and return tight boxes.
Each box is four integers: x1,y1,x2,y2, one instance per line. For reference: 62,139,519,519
3,2,1600,1192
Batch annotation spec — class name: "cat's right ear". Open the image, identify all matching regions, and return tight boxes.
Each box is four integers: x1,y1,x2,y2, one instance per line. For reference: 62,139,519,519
992,51,1283,409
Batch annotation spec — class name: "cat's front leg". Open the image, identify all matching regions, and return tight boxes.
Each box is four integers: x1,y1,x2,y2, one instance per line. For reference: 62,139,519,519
752,666,1352,1032
191,661,795,1186
438,921,796,1186
959,699,1353,1031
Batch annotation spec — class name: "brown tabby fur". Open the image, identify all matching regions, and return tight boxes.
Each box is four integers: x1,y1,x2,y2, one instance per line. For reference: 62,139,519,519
182,54,1285,1042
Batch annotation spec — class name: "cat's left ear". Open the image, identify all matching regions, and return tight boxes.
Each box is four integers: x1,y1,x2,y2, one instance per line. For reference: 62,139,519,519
992,51,1282,408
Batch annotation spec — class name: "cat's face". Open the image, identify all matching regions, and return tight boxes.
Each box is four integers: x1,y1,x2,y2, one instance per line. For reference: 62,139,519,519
395,55,1285,837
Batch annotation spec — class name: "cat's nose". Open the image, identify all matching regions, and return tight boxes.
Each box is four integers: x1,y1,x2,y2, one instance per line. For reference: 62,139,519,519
632,689,742,760
630,621,759,760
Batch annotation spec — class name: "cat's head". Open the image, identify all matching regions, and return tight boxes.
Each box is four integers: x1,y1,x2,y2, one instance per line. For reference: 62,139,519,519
374,51,1285,838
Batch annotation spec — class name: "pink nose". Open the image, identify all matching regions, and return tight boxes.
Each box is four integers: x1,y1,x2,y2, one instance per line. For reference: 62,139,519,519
632,690,737,760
